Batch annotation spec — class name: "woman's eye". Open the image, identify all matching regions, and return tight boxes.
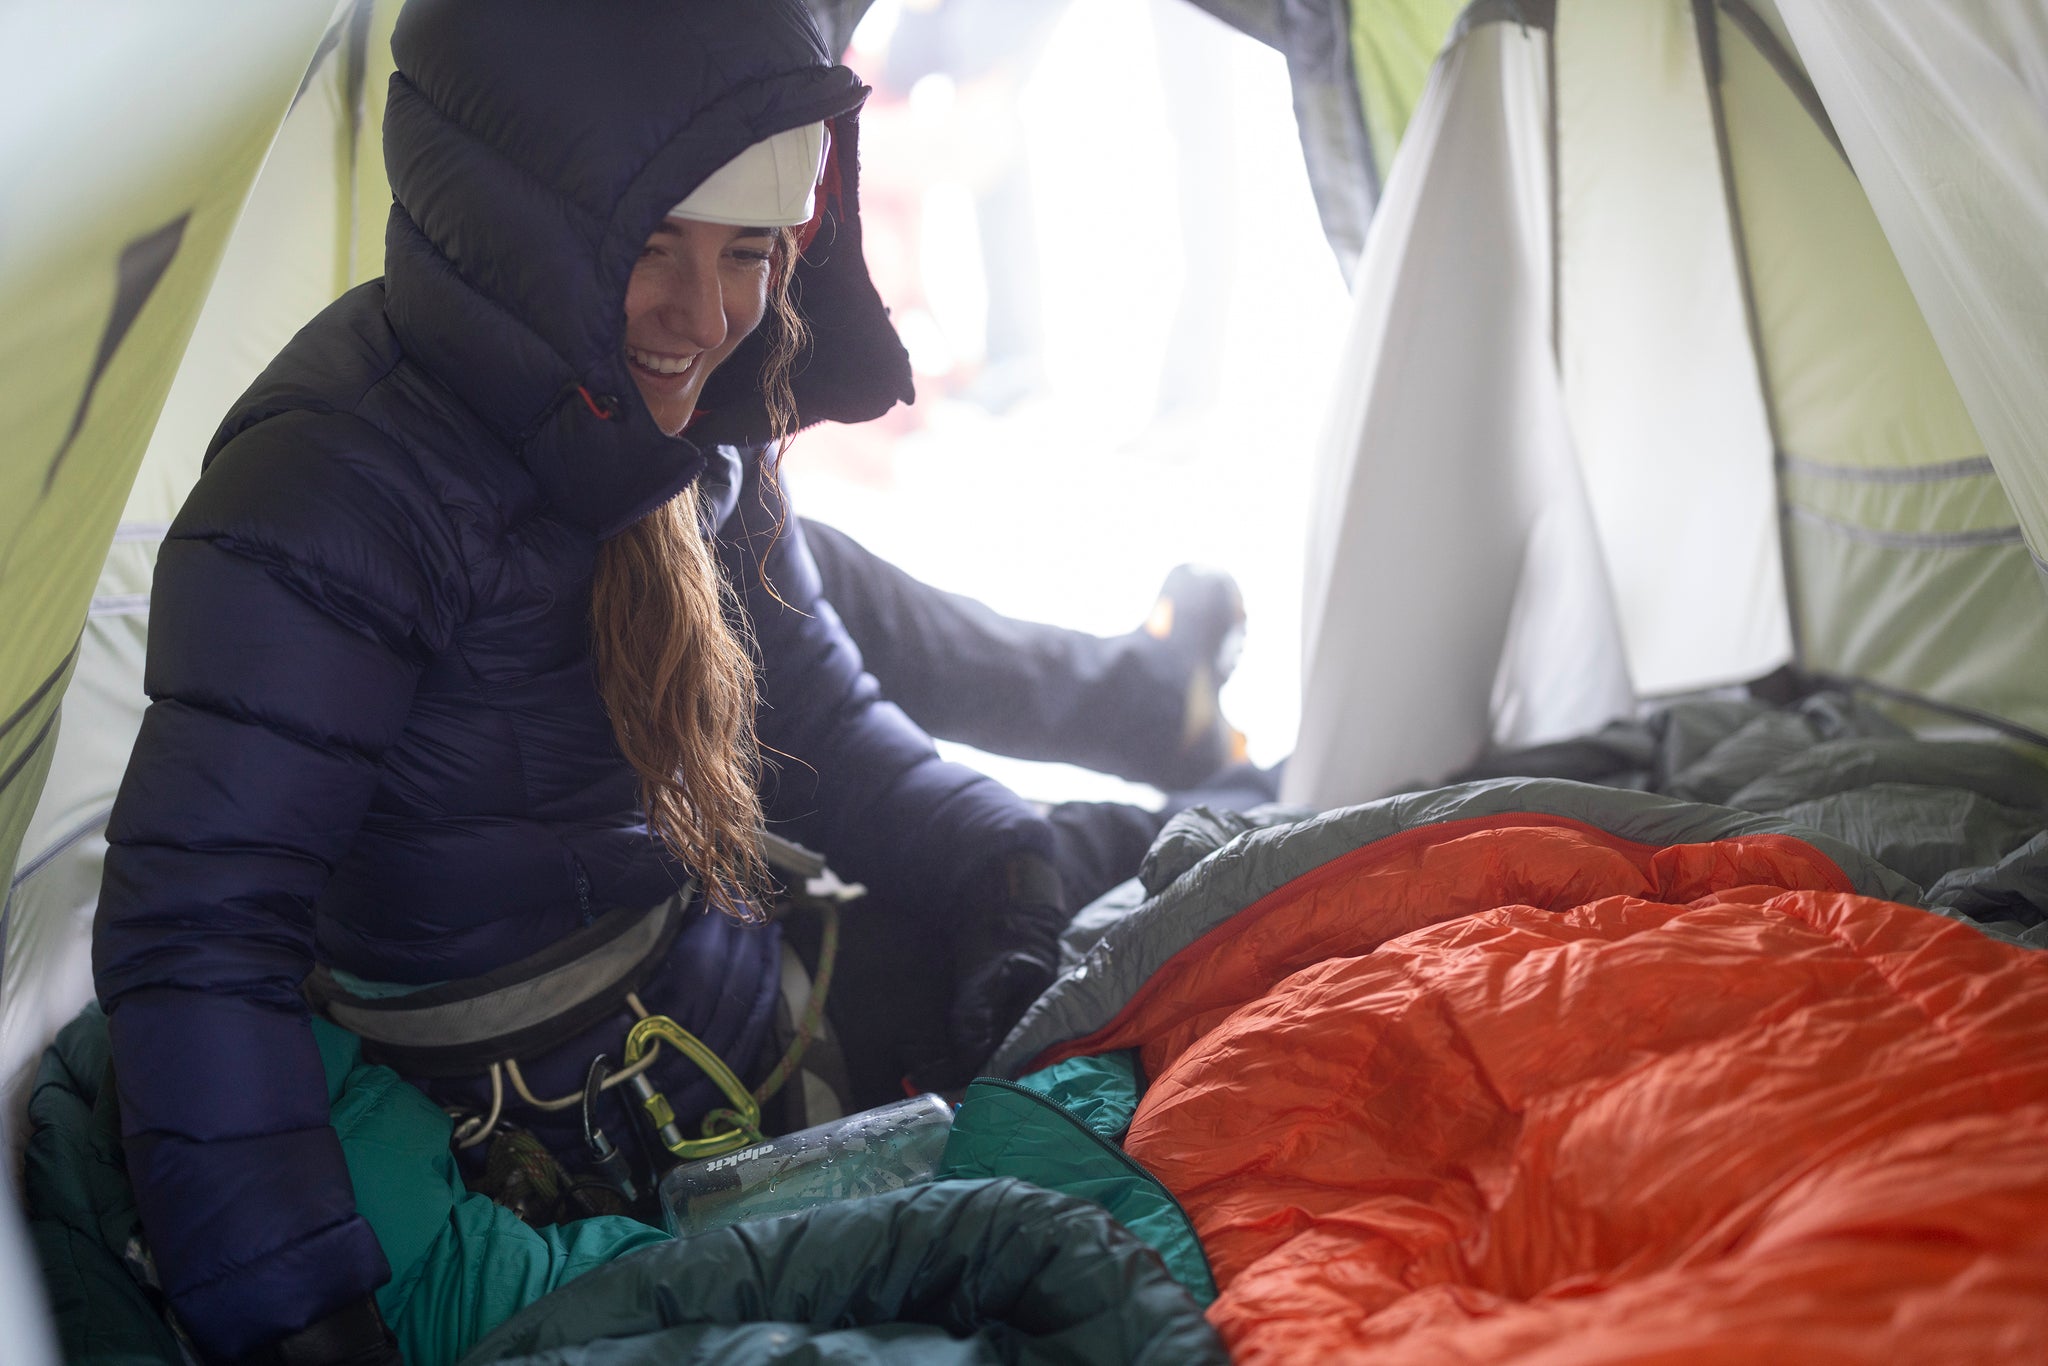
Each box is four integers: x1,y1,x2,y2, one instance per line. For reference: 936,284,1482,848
729,248,773,265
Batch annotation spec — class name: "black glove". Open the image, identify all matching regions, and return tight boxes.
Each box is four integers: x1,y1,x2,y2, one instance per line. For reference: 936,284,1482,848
931,853,1068,1089
241,1297,402,1366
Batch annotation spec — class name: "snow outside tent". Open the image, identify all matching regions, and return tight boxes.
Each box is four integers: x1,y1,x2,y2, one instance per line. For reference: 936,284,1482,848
4,0,2048,1357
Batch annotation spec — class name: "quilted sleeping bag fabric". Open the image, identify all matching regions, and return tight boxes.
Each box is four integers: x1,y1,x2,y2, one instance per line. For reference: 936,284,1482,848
1032,813,2048,1362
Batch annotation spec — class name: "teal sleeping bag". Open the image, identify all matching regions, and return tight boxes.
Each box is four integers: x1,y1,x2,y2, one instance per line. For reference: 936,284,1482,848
23,1006,663,1366
938,1051,1215,1306
24,1008,1222,1365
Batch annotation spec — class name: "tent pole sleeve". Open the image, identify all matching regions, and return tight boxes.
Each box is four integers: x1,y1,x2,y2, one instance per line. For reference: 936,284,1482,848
1692,0,1804,667
1546,12,1560,361
337,0,375,300
1715,0,1847,166
1807,673,2048,752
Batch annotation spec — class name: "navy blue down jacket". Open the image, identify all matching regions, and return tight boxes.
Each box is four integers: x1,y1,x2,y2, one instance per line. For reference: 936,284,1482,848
91,1,1053,1358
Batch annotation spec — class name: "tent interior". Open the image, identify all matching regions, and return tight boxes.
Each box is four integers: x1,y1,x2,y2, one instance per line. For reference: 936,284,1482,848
5,0,2048,1359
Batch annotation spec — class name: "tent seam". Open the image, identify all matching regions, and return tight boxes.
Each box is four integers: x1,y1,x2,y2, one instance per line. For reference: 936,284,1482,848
1715,0,1848,166
1777,453,1997,485
1692,0,1804,667
0,712,61,810
1452,0,1557,44
132,692,390,770
1784,503,2024,550
5,807,113,895
1806,673,2048,751
87,593,149,619
0,643,80,749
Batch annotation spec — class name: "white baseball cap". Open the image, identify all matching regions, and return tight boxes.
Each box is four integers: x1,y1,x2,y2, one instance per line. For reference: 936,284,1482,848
668,122,829,228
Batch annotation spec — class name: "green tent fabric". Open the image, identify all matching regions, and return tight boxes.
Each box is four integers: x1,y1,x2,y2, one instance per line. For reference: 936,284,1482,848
0,0,340,939
1350,0,1468,179
938,1052,1216,1306
2,0,406,1156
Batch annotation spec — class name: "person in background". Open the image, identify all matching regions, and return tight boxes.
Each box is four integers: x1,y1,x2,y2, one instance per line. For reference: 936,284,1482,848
806,523,1247,794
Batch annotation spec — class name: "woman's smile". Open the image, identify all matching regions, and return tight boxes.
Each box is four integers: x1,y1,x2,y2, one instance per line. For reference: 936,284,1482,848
626,344,704,381
621,218,772,434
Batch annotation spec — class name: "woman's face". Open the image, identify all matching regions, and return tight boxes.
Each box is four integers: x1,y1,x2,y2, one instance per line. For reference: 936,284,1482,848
623,217,774,436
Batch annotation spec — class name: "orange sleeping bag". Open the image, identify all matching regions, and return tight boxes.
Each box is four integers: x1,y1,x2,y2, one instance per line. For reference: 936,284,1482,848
1035,815,2048,1361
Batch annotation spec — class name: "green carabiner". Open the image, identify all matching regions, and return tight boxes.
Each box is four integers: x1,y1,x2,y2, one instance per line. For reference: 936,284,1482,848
623,1014,765,1160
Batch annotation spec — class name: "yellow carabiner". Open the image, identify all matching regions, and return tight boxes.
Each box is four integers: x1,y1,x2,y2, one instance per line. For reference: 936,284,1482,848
623,1014,764,1160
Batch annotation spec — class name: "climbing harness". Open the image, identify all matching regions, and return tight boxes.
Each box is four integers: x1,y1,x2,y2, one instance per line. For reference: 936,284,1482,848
305,893,689,1080
304,833,860,1182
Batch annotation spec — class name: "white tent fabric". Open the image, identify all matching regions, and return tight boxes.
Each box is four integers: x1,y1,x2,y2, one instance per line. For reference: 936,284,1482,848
1555,0,1789,694
1,607,145,1155
1287,18,1633,808
1775,0,2048,581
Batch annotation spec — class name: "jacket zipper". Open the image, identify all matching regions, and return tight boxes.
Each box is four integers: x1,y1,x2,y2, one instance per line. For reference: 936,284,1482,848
572,858,595,924
972,1075,1217,1292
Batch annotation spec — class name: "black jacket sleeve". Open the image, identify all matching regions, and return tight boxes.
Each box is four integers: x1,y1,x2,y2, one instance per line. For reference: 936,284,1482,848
714,455,1055,909
92,413,461,1362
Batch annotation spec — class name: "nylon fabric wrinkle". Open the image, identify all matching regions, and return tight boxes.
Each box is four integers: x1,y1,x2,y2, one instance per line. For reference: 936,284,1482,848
165,531,437,662
1791,898,2035,1068
384,109,614,376
211,371,422,485
1028,815,1852,1075
381,229,588,447
139,691,389,771
385,73,610,242
1040,810,2048,1359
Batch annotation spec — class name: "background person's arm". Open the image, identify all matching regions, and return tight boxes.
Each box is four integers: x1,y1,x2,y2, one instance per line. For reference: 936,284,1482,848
715,453,1065,1074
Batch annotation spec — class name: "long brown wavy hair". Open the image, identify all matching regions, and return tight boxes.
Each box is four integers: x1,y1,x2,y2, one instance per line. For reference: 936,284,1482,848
591,228,809,922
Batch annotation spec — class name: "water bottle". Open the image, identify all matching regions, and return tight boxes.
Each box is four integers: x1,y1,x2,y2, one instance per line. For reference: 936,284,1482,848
657,1093,955,1236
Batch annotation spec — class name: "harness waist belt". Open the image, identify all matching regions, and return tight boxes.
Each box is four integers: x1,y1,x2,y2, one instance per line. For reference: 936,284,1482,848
305,890,690,1077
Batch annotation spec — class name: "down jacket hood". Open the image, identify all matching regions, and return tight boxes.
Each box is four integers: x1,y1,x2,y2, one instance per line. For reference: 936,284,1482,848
383,0,913,537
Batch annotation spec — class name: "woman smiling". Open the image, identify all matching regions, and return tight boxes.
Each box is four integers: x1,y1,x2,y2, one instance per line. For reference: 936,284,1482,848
91,3,1066,1361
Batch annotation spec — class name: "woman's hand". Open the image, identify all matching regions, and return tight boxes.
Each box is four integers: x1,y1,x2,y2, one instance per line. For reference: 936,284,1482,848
935,853,1069,1087
244,1297,402,1366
